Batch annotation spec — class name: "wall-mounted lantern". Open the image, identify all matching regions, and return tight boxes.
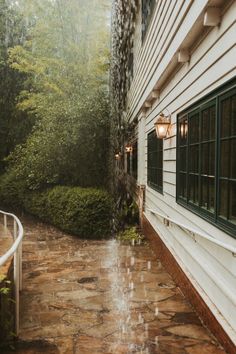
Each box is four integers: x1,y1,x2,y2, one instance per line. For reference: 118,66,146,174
125,145,133,153
154,112,171,139
115,152,121,160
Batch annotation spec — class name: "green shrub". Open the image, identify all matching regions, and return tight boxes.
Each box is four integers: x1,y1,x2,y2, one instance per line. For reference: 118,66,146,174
0,275,15,348
117,227,144,245
0,174,113,238
0,172,26,208
24,186,113,238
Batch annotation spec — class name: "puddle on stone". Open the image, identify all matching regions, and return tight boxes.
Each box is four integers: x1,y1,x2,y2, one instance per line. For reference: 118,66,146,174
77,277,98,284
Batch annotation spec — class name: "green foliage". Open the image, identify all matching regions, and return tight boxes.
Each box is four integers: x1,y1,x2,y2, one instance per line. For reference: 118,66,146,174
116,196,140,231
0,171,26,208
0,174,113,237
0,275,10,295
117,227,144,245
25,186,113,238
0,0,32,173
1,0,111,189
0,274,15,347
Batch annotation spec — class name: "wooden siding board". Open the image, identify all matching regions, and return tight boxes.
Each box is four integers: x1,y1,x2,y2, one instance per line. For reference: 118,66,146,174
129,0,178,104
128,0,210,119
129,0,187,110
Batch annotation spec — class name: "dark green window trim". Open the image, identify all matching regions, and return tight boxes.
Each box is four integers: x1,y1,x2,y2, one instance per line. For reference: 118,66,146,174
177,78,236,238
147,130,163,193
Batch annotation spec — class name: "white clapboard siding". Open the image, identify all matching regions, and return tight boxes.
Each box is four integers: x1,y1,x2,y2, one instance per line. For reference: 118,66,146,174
163,171,176,185
129,0,190,109
163,160,176,174
127,0,236,342
129,0,212,119
145,191,236,276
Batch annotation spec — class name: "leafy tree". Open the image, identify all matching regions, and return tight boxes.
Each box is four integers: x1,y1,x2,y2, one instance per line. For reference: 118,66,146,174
0,0,33,173
2,0,111,189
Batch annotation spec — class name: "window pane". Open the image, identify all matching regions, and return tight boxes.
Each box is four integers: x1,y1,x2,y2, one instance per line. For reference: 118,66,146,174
231,138,236,179
209,142,215,176
209,106,216,140
221,97,231,138
157,169,163,188
200,177,214,212
219,179,228,219
189,113,199,143
148,151,153,166
201,143,209,175
220,140,230,178
147,131,163,191
180,147,187,171
201,176,208,209
189,145,199,173
157,150,163,169
209,177,215,212
179,173,187,199
229,181,236,224
202,106,215,141
152,168,157,185
189,174,199,204
232,94,236,135
202,109,209,141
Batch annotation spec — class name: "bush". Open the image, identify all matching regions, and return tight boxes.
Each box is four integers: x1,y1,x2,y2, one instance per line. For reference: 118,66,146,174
0,175,113,238
0,172,26,208
117,227,144,245
25,186,113,238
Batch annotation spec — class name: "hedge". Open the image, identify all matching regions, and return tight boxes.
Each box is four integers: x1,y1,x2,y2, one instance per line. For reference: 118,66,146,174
0,174,113,238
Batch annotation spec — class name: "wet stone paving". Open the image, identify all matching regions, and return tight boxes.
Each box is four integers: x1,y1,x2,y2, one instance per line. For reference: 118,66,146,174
2,216,226,354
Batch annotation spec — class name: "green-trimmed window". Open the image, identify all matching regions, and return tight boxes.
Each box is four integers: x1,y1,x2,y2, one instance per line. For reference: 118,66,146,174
147,130,163,192
177,80,236,237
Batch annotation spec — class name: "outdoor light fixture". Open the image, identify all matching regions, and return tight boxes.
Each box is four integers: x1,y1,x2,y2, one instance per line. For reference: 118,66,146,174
125,145,133,153
154,112,171,139
115,152,121,160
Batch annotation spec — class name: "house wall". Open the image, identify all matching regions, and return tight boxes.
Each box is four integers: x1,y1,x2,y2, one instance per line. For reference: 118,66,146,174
126,0,236,345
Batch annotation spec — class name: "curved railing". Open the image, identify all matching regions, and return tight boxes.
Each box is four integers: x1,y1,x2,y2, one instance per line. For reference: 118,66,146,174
0,210,24,335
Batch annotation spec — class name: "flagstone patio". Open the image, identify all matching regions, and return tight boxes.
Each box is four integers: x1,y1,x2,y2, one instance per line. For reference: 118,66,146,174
1,216,226,354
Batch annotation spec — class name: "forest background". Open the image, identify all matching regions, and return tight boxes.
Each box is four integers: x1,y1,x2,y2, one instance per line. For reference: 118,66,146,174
0,0,111,189
0,0,113,238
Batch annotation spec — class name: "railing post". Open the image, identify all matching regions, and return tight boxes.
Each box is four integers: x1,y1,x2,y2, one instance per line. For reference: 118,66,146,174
1,211,24,337
19,242,23,291
13,220,20,336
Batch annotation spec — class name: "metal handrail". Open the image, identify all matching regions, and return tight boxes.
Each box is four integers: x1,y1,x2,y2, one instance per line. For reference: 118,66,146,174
0,210,24,335
146,208,236,257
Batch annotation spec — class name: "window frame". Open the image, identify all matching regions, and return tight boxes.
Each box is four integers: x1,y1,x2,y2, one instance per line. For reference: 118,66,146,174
147,130,163,193
176,78,236,238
